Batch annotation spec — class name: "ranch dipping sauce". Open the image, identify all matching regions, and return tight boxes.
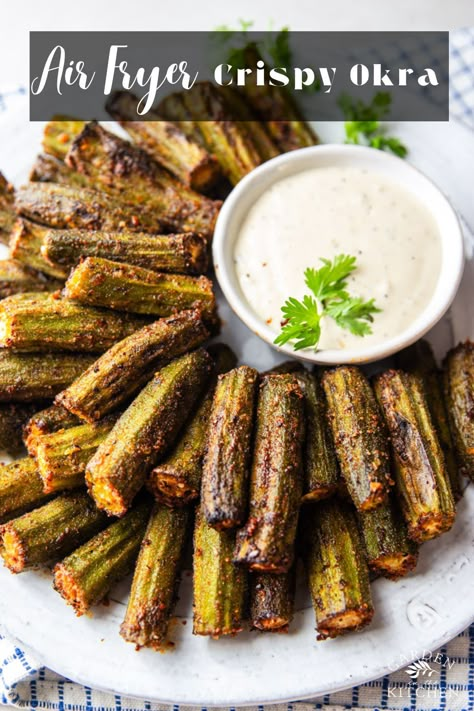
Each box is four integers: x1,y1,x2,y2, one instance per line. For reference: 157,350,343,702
234,165,442,351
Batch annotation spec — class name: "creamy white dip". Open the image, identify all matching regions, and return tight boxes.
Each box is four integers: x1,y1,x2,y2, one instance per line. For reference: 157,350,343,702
233,166,442,351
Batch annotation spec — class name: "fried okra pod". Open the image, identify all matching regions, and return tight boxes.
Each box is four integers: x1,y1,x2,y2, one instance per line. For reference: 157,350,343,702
0,293,147,353
24,405,82,456
201,366,258,529
250,569,296,632
121,504,190,649
86,349,213,516
322,366,392,511
193,509,247,637
0,491,108,573
443,341,474,481
9,219,67,279
0,259,61,298
0,172,15,245
0,351,96,402
54,501,151,616
303,499,374,640
0,403,38,456
0,457,51,523
234,374,305,573
57,310,209,422
374,369,456,543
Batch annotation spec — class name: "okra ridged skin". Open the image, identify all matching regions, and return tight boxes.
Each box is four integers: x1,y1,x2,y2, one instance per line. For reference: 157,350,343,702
374,370,455,543
86,349,213,517
9,219,67,279
0,457,51,523
15,183,164,234
0,293,147,353
297,371,339,502
64,257,218,329
0,403,38,456
303,499,374,640
42,229,209,275
201,366,258,529
24,404,82,456
322,366,392,511
397,339,462,500
0,491,108,573
358,497,418,580
157,93,205,146
183,83,262,185
66,122,221,238
35,416,118,493
121,504,189,649
57,310,209,423
148,344,238,506
107,90,222,193
0,259,61,298
443,341,474,481
0,172,15,245
193,508,247,637
42,119,86,160
250,569,296,632
234,374,305,573
0,350,96,402
54,500,151,616
29,153,78,185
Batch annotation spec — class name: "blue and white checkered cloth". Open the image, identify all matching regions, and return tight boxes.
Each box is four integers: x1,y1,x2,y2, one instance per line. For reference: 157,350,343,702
1,26,474,711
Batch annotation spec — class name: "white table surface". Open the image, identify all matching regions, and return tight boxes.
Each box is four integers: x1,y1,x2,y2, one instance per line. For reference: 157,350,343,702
1,2,473,709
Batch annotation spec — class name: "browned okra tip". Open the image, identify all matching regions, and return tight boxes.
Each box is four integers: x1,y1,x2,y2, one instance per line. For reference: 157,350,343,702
443,340,474,482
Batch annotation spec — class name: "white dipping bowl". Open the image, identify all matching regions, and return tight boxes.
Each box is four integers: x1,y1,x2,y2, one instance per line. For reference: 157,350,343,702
212,144,465,365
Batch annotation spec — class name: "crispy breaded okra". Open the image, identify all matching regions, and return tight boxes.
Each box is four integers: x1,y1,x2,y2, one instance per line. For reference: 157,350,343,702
57,310,209,422
41,229,209,275
64,257,218,329
374,369,455,543
54,500,151,616
303,499,374,640
201,366,258,529
24,404,82,456
66,122,221,238
0,293,147,352
322,366,392,511
443,341,474,481
0,350,96,402
148,344,237,505
107,91,221,193
0,491,108,573
86,349,213,516
0,457,51,523
121,504,190,649
234,374,305,573
397,339,462,499
193,508,247,637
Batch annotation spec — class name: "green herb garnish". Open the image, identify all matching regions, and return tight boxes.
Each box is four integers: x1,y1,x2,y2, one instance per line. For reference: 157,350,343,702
339,92,408,158
274,254,381,351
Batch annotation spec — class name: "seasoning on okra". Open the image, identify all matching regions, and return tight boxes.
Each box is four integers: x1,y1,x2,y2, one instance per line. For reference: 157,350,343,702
24,404,82,456
374,369,456,543
148,344,237,506
234,374,305,573
64,257,218,330
0,457,51,523
54,500,151,616
303,499,374,640
57,310,209,423
0,403,38,456
0,491,108,573
193,508,247,638
121,504,189,649
250,569,296,632
201,365,258,529
0,350,96,402
443,340,474,481
0,171,15,245
9,218,67,279
0,293,148,353
0,259,60,298
42,229,209,275
322,366,392,511
42,118,86,160
86,349,213,517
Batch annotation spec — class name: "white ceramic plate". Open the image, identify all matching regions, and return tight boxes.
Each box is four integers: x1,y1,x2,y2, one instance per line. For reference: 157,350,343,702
0,98,473,706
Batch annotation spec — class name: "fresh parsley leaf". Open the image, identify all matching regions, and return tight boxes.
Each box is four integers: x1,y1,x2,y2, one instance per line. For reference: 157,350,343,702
338,92,408,158
369,135,408,158
324,297,381,336
274,295,321,350
266,27,291,67
274,254,381,352
338,92,391,122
